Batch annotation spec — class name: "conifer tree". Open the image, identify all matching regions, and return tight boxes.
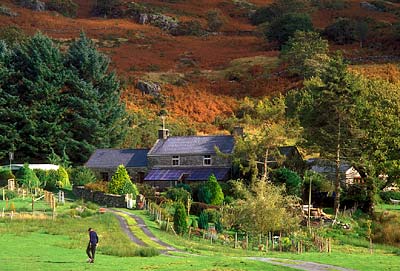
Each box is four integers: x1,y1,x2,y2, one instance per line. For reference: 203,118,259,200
109,165,138,195
173,202,188,235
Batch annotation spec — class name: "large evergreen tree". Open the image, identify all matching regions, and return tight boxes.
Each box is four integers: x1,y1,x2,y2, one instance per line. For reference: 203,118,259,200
0,32,129,164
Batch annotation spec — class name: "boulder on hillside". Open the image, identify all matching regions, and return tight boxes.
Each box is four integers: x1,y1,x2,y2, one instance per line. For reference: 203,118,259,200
136,80,161,96
16,0,45,11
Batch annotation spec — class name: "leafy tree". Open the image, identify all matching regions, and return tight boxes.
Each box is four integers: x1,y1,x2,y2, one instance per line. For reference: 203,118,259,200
166,187,191,207
221,180,300,234
265,13,314,46
251,0,312,25
15,163,40,190
324,18,356,44
173,202,188,235
206,174,224,205
272,168,302,197
109,165,138,195
69,166,96,186
280,31,330,78
287,54,361,213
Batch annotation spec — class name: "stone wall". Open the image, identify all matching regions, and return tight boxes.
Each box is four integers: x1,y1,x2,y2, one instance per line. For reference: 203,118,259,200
72,186,126,207
148,154,231,168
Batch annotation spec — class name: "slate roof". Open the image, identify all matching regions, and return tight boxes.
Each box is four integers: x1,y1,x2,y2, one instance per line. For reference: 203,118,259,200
144,167,230,181
307,158,352,174
85,149,149,168
148,135,235,156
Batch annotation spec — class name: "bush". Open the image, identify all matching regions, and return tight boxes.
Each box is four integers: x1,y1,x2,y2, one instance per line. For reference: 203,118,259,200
4,190,17,200
204,208,220,223
85,181,109,193
0,167,15,187
137,184,156,201
91,0,122,17
47,0,78,17
172,20,205,36
15,163,40,190
57,166,70,188
69,166,96,186
190,202,209,216
197,185,212,204
173,202,188,235
380,191,400,203
324,18,356,44
176,183,192,194
272,168,302,196
165,187,191,206
266,12,314,46
198,211,209,230
108,165,138,196
191,217,198,228
44,170,58,191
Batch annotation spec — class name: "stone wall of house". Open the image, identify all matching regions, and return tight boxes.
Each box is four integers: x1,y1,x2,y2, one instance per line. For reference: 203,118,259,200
148,154,231,168
72,186,126,207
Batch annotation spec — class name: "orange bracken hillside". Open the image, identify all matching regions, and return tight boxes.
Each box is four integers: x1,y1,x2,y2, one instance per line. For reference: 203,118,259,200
1,0,399,133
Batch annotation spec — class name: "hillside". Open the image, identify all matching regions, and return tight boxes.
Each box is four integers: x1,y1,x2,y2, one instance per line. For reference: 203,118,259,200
1,0,400,136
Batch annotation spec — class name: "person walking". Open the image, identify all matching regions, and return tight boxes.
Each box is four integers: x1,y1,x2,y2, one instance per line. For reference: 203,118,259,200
86,228,99,263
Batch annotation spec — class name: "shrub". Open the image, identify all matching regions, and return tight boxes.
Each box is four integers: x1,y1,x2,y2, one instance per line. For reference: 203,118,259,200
137,183,156,201
134,247,160,257
172,20,204,36
197,185,212,204
15,163,40,190
4,190,17,200
215,218,223,233
0,167,15,187
57,166,70,188
373,212,400,245
69,166,96,186
91,0,122,17
85,181,109,193
272,168,302,196
207,174,224,205
109,165,138,196
0,25,27,47
266,12,314,46
47,0,78,17
190,202,209,216
198,211,209,230
204,208,220,223
380,191,400,203
165,187,191,206
176,183,192,194
324,18,356,44
44,170,58,190
191,217,198,229
173,202,188,235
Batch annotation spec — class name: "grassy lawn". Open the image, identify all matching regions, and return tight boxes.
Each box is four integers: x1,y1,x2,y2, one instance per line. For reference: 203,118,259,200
128,209,400,271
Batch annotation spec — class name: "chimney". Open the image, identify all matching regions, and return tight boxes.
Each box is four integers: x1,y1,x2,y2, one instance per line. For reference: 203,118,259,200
232,126,244,137
158,128,169,140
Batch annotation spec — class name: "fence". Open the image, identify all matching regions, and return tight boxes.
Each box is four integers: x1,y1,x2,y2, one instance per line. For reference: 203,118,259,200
145,200,332,253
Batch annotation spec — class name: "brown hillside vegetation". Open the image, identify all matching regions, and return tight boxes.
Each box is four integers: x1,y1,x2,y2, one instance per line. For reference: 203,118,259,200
1,0,399,134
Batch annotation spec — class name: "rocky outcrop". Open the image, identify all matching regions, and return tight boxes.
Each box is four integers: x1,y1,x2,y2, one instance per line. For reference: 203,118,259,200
360,1,385,12
0,6,18,17
136,80,161,96
17,0,45,11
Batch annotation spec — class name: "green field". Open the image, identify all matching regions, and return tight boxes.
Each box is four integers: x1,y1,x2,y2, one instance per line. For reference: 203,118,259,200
0,198,399,271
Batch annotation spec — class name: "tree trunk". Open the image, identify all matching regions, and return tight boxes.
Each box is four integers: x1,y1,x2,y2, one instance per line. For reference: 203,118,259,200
334,118,341,214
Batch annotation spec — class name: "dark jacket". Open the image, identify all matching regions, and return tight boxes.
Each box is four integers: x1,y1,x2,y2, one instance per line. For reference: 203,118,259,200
89,231,98,245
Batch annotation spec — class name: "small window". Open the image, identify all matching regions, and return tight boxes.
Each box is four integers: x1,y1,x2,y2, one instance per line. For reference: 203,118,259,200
203,155,212,166
172,156,180,166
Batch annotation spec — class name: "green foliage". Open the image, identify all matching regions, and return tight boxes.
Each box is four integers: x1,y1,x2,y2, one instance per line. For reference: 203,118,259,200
198,211,209,230
57,166,70,188
165,187,191,206
0,32,129,164
324,18,356,44
250,0,312,25
280,31,330,78
380,191,400,204
206,174,224,205
0,167,15,187
92,0,122,17
172,20,205,36
47,0,78,17
272,168,302,197
0,25,27,47
15,163,40,189
266,13,314,46
311,0,348,10
173,202,188,235
4,189,17,199
176,183,192,194
108,165,138,196
69,166,96,186
197,184,212,204
85,181,109,193
203,208,220,223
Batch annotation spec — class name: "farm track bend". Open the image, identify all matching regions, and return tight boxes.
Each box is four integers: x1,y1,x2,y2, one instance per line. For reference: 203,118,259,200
110,209,358,271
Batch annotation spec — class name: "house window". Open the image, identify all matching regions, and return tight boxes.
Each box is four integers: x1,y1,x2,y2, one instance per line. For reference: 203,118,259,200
100,172,109,181
203,155,212,166
172,156,180,166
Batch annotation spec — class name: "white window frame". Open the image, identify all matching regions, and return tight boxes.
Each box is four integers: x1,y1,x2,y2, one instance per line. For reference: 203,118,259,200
203,155,212,166
172,155,180,166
